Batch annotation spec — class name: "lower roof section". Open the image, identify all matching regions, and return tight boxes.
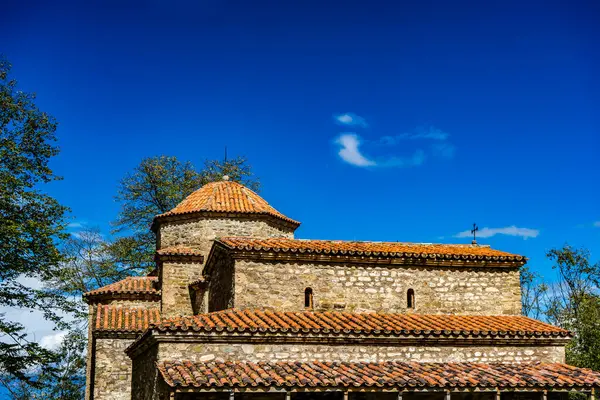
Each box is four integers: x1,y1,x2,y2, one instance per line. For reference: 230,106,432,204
154,309,569,339
95,305,161,334
157,361,600,391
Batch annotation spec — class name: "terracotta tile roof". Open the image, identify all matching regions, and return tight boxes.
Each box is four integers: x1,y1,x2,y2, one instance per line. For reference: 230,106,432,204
154,246,204,262
158,360,600,389
217,238,525,262
156,246,204,257
83,276,159,300
94,305,161,332
154,310,569,338
155,180,299,227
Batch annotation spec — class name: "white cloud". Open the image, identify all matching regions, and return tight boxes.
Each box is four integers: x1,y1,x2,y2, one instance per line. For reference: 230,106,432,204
332,117,455,168
378,150,426,168
335,134,431,169
40,331,68,350
454,226,540,240
67,222,85,229
594,221,600,227
16,275,45,290
335,134,376,167
381,126,450,144
334,113,368,128
0,276,82,352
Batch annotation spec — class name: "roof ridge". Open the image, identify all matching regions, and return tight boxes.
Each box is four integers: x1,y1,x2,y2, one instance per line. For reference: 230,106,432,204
83,275,160,300
220,237,491,246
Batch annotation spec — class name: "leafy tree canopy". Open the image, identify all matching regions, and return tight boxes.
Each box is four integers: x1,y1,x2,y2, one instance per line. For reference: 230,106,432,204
521,244,600,371
0,57,77,390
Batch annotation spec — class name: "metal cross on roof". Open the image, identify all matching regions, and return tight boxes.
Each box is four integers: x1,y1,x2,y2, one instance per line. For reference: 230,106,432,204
471,223,479,245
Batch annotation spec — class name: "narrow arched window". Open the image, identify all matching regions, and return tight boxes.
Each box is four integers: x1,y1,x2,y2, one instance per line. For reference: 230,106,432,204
304,287,313,309
407,288,415,309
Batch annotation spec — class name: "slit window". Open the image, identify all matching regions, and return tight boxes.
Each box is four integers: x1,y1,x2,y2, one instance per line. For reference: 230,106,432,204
407,288,415,309
304,287,313,309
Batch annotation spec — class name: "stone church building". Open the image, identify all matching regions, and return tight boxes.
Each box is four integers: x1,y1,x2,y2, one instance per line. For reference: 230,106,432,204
84,178,600,400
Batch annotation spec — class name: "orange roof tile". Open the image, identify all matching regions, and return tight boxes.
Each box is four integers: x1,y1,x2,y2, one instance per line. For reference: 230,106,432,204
94,305,161,332
155,180,299,227
83,276,159,301
217,237,525,261
157,246,203,256
154,309,569,338
158,360,600,389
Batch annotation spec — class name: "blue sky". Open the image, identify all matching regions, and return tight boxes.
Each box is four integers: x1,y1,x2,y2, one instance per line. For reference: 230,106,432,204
2,0,599,286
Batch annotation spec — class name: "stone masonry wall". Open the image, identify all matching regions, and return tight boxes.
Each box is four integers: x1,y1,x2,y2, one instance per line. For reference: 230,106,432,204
131,345,172,400
85,306,94,400
87,297,161,400
234,260,522,315
158,216,295,255
161,260,204,317
208,253,235,311
93,338,135,400
159,341,565,364
158,216,294,318
190,286,208,314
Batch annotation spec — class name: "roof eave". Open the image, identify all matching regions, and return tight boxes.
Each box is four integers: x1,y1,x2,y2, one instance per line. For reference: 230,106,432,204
83,291,161,304
210,246,527,268
151,210,300,232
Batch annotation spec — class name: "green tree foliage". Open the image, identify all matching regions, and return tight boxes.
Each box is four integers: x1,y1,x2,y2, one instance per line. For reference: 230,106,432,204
4,330,86,400
113,156,204,234
521,245,600,371
546,246,600,371
520,265,548,320
566,295,600,371
0,57,81,391
199,157,260,192
545,246,600,326
110,155,259,272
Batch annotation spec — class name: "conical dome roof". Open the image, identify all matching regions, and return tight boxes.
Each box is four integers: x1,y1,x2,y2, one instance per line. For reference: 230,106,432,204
155,180,300,227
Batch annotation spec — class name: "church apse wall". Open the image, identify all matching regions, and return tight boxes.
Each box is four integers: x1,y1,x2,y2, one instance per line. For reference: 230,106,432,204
232,260,522,315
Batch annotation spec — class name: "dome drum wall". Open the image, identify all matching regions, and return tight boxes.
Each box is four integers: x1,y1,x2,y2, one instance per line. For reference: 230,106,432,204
154,180,298,319
157,213,295,254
